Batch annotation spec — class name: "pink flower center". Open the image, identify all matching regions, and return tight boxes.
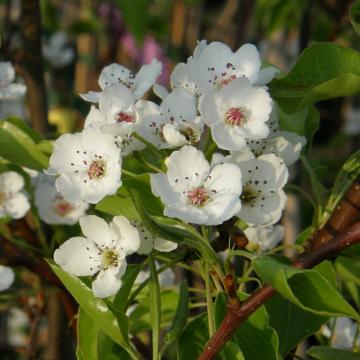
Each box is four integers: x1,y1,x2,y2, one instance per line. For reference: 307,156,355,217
221,74,237,87
116,112,135,123
54,200,74,216
88,160,106,180
225,107,247,127
187,187,209,207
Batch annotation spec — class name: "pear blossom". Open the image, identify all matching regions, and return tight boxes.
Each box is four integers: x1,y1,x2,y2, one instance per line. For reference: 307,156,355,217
80,59,162,102
187,41,278,93
0,265,15,291
244,225,284,252
150,146,242,225
227,153,288,226
132,221,177,255
137,88,204,148
0,62,26,100
34,174,89,225
199,77,272,151
0,171,30,219
43,32,74,68
114,134,145,157
54,215,140,298
47,126,122,204
322,317,360,349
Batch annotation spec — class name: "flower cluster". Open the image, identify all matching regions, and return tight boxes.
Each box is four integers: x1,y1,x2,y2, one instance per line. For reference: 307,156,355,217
46,40,306,298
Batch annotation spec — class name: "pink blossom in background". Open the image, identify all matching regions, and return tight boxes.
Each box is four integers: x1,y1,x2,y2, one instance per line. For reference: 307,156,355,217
121,33,171,86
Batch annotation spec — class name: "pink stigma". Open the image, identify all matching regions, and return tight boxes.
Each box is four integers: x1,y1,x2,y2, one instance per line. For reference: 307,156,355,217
116,112,135,123
54,200,73,216
88,160,106,179
225,107,247,127
187,187,209,207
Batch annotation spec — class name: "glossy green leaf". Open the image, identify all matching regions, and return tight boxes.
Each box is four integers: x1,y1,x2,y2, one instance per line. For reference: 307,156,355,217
253,255,359,319
336,256,360,286
76,308,99,360
270,43,360,113
5,116,43,142
307,346,360,360
0,120,49,170
215,293,279,360
47,261,138,359
350,0,360,36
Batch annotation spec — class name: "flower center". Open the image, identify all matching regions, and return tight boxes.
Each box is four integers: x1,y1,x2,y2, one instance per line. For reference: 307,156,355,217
116,111,135,123
187,187,209,207
53,200,74,216
180,126,199,144
87,160,106,180
241,185,258,205
102,249,119,269
225,107,248,127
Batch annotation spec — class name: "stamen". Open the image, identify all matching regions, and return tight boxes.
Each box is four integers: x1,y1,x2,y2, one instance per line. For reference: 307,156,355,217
88,159,106,180
187,187,209,207
225,107,248,127
116,112,135,123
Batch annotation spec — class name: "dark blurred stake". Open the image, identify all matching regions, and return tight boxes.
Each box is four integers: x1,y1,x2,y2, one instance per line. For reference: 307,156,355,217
18,0,49,134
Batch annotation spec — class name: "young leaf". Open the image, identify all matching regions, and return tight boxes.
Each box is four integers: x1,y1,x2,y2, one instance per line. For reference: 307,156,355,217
307,346,360,360
77,308,99,360
47,261,139,360
253,255,359,319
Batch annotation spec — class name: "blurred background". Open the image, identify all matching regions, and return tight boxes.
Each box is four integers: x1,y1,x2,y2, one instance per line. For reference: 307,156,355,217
0,0,359,359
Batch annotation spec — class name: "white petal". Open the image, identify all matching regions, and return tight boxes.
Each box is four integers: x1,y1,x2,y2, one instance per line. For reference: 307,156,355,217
91,262,126,298
211,123,246,151
153,83,169,100
0,265,14,291
205,163,242,195
110,216,140,254
0,62,15,86
167,146,210,192
133,59,162,98
204,193,241,225
165,205,208,225
84,106,105,128
0,171,24,192
79,215,116,249
150,173,182,205
79,91,101,103
154,237,178,252
98,63,132,90
256,66,279,86
162,124,187,146
54,237,100,276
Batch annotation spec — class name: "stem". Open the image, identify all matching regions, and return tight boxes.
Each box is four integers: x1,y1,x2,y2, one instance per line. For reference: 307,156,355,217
353,321,360,351
204,261,216,337
198,221,360,359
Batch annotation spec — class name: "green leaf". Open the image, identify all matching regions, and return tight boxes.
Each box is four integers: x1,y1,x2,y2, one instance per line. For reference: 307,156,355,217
0,120,49,170
307,346,360,360
336,256,360,287
149,253,161,360
113,264,142,313
215,293,279,360
253,255,359,319
77,308,99,360
270,43,360,113
47,261,138,359
278,105,319,153
162,280,190,353
5,116,43,142
350,0,360,36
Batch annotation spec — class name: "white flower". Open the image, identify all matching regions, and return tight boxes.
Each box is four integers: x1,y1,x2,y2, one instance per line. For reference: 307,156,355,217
0,171,30,219
0,62,26,100
114,134,145,157
227,153,288,226
7,308,29,346
54,215,140,298
187,41,278,93
199,77,272,151
322,317,360,349
0,265,15,291
150,146,242,225
231,131,306,166
131,221,177,255
47,126,122,204
34,173,89,225
137,88,204,148
43,32,74,68
244,225,284,252
80,59,162,102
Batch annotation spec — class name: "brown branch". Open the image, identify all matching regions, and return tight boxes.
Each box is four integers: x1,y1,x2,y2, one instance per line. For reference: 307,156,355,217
198,221,360,359
17,0,49,134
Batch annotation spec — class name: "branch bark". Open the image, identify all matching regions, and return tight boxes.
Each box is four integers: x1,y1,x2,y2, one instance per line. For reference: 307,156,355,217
198,177,360,359
18,0,49,134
